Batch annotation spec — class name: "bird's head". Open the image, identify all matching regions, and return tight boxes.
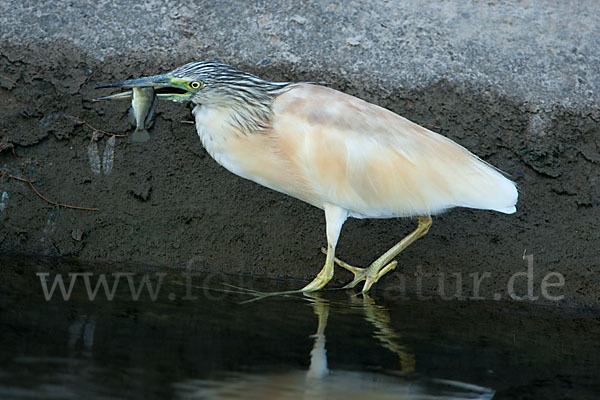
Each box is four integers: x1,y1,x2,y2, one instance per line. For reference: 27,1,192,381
96,61,290,108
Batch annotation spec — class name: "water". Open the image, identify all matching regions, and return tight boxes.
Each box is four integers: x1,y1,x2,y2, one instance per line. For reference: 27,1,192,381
0,256,599,399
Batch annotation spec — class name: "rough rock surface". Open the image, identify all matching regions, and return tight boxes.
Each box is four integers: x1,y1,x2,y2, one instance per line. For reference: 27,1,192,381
1,0,598,306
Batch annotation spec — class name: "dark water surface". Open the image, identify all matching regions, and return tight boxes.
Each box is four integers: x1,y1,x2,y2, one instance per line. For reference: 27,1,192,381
0,256,599,399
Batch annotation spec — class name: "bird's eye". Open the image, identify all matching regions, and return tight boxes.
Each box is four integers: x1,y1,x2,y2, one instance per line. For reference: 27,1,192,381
189,81,203,90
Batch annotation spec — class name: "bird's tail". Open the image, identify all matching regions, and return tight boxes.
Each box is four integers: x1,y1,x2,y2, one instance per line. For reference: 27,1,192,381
454,158,518,214
130,129,150,143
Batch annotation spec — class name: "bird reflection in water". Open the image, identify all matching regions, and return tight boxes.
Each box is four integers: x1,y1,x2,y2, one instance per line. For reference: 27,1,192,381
174,294,495,400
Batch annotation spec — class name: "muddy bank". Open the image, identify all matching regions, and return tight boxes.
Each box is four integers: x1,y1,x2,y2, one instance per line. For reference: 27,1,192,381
1,1,599,306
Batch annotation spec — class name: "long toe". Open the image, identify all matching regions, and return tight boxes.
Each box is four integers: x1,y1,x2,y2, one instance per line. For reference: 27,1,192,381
342,279,361,290
361,261,398,293
301,276,329,292
342,271,368,289
320,248,399,291
320,247,359,271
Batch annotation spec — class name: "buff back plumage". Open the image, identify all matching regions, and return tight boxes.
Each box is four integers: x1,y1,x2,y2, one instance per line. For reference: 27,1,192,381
269,84,517,218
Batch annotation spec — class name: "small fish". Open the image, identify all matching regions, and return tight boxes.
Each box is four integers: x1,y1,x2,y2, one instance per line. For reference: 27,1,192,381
93,87,157,143
129,87,156,143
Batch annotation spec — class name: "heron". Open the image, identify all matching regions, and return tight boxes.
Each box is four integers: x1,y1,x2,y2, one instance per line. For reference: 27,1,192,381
96,62,518,293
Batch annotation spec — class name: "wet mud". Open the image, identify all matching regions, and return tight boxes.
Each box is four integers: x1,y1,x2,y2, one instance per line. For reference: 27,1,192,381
1,42,598,307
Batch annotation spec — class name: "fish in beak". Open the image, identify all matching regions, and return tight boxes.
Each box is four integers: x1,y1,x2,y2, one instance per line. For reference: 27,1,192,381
95,74,196,103
94,74,198,142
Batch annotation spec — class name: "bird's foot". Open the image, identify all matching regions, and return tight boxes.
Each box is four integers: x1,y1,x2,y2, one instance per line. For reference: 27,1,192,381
343,261,398,293
301,273,332,292
320,247,398,293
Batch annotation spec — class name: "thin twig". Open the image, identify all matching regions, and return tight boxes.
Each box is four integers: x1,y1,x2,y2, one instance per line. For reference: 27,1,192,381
0,74,19,87
180,120,195,124
0,169,99,211
77,70,95,94
67,115,128,138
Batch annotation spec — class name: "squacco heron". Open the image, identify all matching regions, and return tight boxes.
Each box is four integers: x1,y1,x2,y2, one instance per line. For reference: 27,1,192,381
97,62,518,293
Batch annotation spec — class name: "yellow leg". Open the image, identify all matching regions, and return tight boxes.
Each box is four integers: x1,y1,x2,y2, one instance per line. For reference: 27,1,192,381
301,243,336,292
325,216,432,293
301,203,348,292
